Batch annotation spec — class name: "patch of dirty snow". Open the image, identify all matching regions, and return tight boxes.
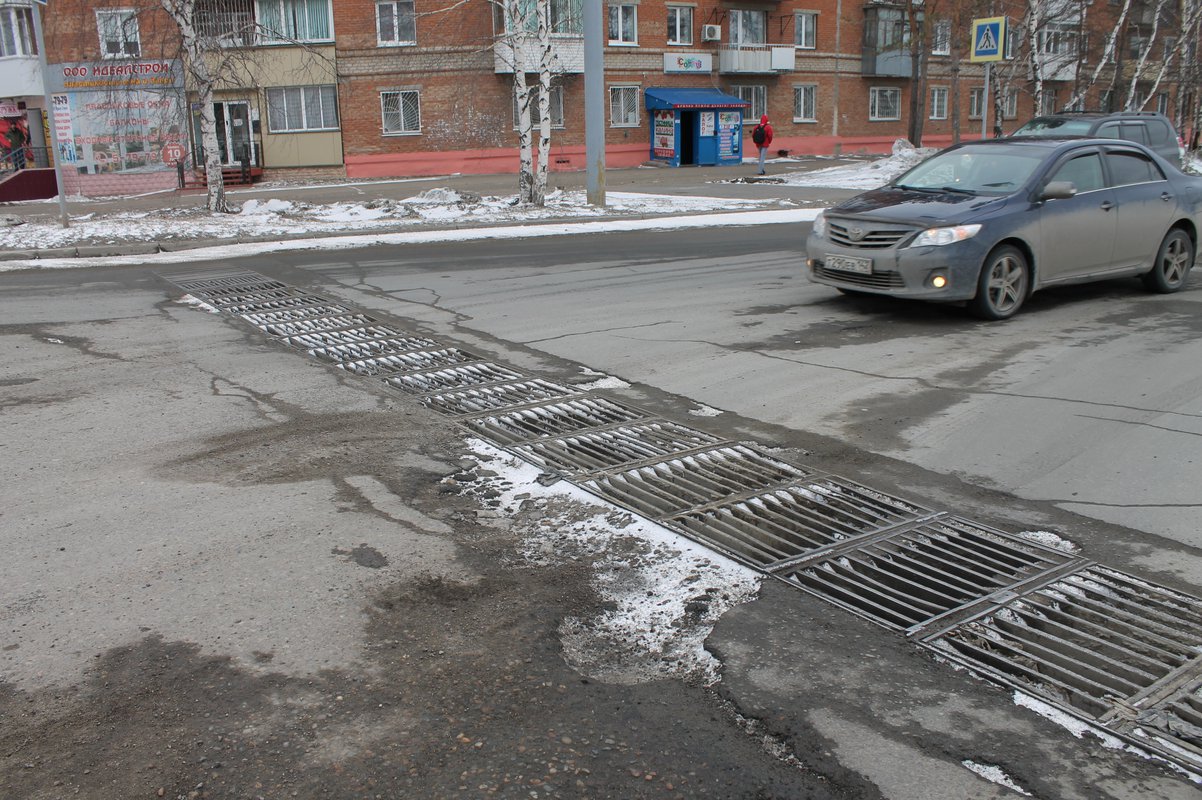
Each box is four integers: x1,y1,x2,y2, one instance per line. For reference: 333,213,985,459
450,438,761,686
1015,530,1080,554
961,761,1031,795
688,404,723,417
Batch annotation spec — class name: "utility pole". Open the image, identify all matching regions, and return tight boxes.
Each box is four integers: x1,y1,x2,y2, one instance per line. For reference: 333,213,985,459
31,0,70,228
584,0,605,206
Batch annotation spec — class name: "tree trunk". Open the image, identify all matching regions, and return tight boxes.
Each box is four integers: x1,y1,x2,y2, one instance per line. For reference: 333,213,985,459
532,0,552,207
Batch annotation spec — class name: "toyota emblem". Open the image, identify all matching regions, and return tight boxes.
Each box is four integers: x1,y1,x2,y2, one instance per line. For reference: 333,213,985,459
848,226,866,241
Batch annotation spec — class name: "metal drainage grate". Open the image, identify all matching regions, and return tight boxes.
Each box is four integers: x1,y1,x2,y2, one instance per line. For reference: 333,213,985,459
464,397,649,445
1128,677,1202,768
664,478,933,569
424,379,579,416
175,274,282,293
278,327,409,350
385,363,525,393
217,295,334,315
305,335,442,362
513,421,726,476
925,565,1202,722
775,516,1078,630
201,288,299,308
259,314,378,337
240,304,354,327
581,445,810,519
338,348,477,377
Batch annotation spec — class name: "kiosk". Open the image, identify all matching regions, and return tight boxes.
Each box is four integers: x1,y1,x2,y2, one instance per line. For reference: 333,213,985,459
645,87,749,167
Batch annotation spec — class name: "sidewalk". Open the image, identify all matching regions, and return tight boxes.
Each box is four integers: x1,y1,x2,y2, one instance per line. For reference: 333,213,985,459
0,157,866,262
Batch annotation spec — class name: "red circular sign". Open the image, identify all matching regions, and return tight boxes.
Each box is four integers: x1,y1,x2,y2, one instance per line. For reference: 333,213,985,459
161,143,185,164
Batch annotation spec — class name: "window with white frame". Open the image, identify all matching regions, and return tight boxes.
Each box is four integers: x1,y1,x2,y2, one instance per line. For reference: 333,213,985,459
0,5,36,58
932,20,950,55
96,9,140,58
793,84,816,121
1040,88,1057,115
1004,88,1018,118
1040,23,1077,56
504,0,582,34
608,3,637,44
258,0,332,42
512,85,565,128
196,2,255,47
730,9,765,46
794,11,816,49
930,87,947,120
1163,36,1177,60
732,85,766,120
1157,92,1170,115
1128,35,1146,61
377,1,416,45
869,87,900,121
667,6,691,45
969,87,984,119
381,89,420,135
266,85,339,132
610,85,639,127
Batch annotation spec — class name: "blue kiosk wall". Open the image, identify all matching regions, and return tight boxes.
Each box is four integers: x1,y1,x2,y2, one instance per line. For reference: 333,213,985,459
645,87,749,167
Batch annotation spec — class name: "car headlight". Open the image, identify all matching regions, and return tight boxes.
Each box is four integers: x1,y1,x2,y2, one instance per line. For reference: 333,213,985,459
910,224,982,247
811,212,827,238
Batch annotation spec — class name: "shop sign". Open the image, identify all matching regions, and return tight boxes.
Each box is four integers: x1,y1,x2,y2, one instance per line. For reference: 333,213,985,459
653,110,675,157
663,53,712,74
0,103,20,117
47,60,183,93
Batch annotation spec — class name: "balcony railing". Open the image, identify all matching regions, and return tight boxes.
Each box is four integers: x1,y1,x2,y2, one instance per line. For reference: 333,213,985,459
718,46,795,74
494,37,585,74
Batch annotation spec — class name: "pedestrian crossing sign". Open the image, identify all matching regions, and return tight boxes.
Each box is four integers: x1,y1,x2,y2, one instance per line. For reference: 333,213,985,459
970,17,1007,63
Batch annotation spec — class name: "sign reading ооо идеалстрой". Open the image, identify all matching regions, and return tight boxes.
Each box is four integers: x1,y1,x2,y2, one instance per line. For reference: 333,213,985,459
44,60,186,176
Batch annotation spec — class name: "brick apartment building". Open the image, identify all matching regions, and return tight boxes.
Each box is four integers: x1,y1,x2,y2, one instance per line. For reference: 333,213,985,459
0,0,1196,196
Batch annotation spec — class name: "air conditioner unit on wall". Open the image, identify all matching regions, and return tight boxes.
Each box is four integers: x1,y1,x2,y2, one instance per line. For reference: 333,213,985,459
702,24,721,42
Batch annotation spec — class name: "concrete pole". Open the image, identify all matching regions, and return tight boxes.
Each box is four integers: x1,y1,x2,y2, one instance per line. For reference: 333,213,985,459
31,3,70,228
584,0,605,206
981,63,991,141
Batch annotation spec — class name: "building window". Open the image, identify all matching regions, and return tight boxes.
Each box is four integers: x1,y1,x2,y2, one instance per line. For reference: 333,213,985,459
667,6,691,45
1040,24,1078,56
610,85,639,127
730,9,765,46
512,85,565,128
1040,88,1057,115
1128,35,1146,61
932,20,950,55
794,11,816,49
1157,92,1170,115
96,9,140,58
969,88,983,119
869,87,900,121
1100,89,1114,112
266,85,339,132
258,0,332,42
381,89,420,135
1004,88,1018,119
377,1,416,45
196,2,255,47
503,0,582,34
793,84,816,122
0,5,36,58
608,3,637,44
930,87,947,120
732,85,766,120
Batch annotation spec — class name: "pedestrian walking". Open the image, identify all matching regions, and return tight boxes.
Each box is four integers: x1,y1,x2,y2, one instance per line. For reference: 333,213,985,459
752,114,773,175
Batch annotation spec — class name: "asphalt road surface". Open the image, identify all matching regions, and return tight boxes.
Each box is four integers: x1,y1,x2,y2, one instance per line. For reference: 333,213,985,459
1,221,1199,800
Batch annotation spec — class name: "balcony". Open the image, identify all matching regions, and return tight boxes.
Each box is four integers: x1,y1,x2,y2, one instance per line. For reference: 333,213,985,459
494,37,584,74
0,57,43,97
718,46,795,74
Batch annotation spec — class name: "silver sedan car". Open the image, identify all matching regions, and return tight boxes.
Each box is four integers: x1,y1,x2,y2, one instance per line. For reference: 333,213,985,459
805,138,1201,319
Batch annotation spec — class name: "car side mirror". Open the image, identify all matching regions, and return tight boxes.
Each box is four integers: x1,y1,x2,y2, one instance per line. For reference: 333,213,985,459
1041,181,1078,200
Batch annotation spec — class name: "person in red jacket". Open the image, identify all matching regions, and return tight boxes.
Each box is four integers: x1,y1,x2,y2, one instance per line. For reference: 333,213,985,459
752,114,774,175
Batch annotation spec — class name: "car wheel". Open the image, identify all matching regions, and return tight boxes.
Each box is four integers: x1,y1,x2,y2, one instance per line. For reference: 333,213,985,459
1142,228,1194,293
969,245,1029,320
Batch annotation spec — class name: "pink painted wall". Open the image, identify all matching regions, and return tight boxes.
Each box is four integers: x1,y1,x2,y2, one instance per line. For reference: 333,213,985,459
61,170,178,198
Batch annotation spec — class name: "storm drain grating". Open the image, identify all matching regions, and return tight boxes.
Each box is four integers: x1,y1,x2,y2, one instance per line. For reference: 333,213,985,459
200,288,299,308
216,294,336,315
278,327,410,350
338,348,478,377
385,363,525,393
424,379,579,415
463,397,649,444
240,304,355,326
1130,678,1202,766
775,516,1079,630
660,479,935,570
925,565,1202,722
304,335,441,362
581,445,810,519
259,314,378,336
512,421,726,475
176,275,286,294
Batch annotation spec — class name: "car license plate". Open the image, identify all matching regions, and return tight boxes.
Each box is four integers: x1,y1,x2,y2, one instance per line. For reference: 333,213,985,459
826,254,873,274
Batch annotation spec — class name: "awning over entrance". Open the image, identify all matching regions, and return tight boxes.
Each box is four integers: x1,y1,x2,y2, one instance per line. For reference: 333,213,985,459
644,88,750,111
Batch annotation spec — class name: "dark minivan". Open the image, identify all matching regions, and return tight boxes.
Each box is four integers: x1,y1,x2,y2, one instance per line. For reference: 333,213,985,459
1012,111,1183,168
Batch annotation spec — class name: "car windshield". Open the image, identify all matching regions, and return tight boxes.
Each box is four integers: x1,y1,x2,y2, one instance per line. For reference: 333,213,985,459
892,148,1046,195
1013,118,1095,136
